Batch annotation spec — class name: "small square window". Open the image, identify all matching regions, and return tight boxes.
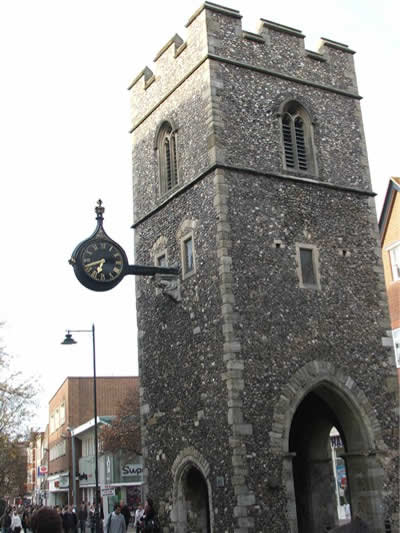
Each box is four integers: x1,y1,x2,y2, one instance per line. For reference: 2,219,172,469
184,237,194,273
296,244,320,289
181,234,195,278
389,244,400,282
300,248,316,285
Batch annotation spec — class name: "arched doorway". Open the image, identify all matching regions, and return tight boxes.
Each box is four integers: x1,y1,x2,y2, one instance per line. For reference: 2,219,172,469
174,464,211,533
288,383,384,533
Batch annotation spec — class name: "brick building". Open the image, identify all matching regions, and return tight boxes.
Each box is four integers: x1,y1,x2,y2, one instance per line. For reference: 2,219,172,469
130,3,399,532
48,376,138,507
26,431,48,505
26,441,36,502
379,177,400,381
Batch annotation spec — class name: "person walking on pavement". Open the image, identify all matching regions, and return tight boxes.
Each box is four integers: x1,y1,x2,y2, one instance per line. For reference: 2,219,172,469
87,506,95,533
10,510,22,533
133,505,144,533
105,505,126,533
0,508,12,533
119,502,130,531
62,506,75,533
21,508,31,533
138,499,159,532
78,503,87,533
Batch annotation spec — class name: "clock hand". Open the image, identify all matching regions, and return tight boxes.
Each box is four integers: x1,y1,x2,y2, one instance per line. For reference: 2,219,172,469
96,259,106,273
85,258,105,269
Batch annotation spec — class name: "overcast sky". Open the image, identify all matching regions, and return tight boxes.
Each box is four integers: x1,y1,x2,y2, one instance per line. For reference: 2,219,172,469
0,0,398,429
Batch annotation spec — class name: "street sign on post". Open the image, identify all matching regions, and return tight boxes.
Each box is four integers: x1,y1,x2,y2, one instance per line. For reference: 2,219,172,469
101,486,115,497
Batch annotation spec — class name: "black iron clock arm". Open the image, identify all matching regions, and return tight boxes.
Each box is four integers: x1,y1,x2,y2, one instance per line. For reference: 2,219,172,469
127,264,179,276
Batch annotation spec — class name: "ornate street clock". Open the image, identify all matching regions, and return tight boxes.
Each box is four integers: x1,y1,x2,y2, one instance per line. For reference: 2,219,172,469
69,200,178,292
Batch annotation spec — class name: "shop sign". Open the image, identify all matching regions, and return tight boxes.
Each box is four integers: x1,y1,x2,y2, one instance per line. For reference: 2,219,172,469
49,476,68,491
79,456,95,486
105,455,113,484
59,475,69,488
121,464,143,477
38,466,48,476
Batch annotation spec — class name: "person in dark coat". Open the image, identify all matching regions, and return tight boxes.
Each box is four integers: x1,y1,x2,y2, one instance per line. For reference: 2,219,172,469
139,499,159,532
78,504,88,532
62,506,75,533
119,502,130,531
0,508,12,533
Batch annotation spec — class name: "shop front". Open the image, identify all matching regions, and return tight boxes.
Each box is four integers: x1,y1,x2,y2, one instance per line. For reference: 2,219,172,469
78,455,97,504
48,472,69,507
100,452,143,522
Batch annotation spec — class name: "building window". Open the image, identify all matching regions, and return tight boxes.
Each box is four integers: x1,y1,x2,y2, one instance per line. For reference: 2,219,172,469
389,243,400,281
296,244,320,289
50,414,55,434
157,121,178,195
60,402,65,425
49,440,66,461
393,329,400,368
181,234,195,278
281,101,315,174
82,435,95,457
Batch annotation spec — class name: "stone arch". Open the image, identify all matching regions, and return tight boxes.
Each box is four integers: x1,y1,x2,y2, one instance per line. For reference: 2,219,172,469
151,235,168,264
270,360,387,533
274,94,317,125
171,447,213,533
176,218,198,241
153,118,179,150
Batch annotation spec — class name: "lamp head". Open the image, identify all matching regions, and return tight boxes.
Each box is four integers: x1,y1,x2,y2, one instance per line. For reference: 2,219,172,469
61,332,77,345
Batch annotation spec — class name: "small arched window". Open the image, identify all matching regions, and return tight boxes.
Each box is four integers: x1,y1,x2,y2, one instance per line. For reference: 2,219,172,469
157,121,178,195
281,102,315,174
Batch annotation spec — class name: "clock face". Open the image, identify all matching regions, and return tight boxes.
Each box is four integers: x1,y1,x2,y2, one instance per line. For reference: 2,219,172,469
80,240,125,283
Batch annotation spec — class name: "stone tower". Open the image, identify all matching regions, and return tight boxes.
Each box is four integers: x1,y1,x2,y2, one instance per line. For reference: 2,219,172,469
129,3,399,532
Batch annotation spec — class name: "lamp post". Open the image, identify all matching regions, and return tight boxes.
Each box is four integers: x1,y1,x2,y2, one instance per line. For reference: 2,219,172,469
62,324,100,533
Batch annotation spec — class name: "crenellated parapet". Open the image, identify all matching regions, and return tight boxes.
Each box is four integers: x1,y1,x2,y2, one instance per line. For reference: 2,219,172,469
129,2,358,132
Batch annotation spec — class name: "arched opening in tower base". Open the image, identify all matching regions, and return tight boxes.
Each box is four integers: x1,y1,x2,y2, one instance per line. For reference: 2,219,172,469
174,464,211,533
288,383,384,533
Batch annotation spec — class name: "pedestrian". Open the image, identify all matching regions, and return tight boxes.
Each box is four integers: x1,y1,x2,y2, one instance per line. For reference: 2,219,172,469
87,506,95,533
62,506,75,533
78,503,87,533
21,508,31,533
71,507,78,533
0,507,12,533
139,499,159,532
133,505,144,533
119,502,130,531
105,505,126,533
10,510,22,533
32,507,62,533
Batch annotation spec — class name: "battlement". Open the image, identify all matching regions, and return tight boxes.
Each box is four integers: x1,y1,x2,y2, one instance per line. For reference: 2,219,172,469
129,2,358,131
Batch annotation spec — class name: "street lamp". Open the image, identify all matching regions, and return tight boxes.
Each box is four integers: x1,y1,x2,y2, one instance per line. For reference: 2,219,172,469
61,324,101,533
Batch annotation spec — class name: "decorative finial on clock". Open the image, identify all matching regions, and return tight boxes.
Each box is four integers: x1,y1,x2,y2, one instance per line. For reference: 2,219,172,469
95,199,105,222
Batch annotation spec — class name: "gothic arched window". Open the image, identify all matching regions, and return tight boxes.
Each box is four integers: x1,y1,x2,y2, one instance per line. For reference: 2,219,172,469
157,121,178,195
281,102,315,174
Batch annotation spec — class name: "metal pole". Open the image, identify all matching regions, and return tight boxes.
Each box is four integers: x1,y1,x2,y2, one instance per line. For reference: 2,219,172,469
71,431,77,508
92,324,100,533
